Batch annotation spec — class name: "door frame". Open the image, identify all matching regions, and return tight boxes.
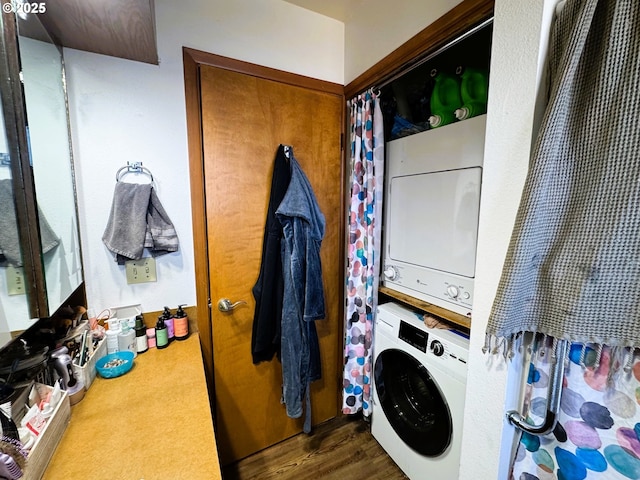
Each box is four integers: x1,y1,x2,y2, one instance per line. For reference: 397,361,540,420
182,47,346,411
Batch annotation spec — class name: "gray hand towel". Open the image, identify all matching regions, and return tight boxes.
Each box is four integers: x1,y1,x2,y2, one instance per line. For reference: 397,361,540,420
0,179,59,267
143,187,179,255
102,182,178,264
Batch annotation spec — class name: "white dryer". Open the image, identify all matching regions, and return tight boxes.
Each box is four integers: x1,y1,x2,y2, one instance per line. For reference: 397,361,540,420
372,302,469,480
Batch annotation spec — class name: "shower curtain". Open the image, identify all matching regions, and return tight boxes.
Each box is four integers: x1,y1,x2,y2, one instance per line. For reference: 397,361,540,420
484,0,640,477
342,89,384,417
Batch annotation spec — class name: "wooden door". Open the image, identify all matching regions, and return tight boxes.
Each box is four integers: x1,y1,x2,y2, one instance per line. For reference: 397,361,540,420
199,64,343,465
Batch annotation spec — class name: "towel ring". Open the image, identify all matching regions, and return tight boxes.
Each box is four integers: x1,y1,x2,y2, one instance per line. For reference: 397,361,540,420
116,162,154,183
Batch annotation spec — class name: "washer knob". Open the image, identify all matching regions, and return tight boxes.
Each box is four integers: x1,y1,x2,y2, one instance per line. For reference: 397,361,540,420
447,285,460,299
383,266,399,281
431,340,445,357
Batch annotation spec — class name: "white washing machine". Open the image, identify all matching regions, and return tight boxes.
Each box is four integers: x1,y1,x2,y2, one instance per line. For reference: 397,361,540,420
372,302,469,480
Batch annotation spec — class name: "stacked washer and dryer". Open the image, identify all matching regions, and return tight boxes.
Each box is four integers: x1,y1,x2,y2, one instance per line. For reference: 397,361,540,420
372,62,488,478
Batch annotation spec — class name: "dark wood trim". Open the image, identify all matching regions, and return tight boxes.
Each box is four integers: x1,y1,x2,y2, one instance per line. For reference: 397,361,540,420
182,47,346,417
182,48,213,403
345,0,494,99
183,48,344,96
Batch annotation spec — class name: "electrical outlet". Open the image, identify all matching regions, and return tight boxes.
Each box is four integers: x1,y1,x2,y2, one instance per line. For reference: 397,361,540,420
6,266,26,295
125,258,157,284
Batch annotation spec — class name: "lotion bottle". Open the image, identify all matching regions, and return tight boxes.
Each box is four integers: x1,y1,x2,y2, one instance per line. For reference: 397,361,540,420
155,314,169,349
135,314,148,354
105,319,121,354
174,304,189,340
118,320,137,357
163,306,175,342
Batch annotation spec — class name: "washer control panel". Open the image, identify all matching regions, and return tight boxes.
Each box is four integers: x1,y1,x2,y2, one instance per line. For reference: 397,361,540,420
430,340,445,357
379,302,470,381
399,320,428,353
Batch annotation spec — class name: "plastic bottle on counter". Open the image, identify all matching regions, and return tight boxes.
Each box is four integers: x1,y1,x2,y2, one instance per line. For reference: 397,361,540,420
163,306,175,342
118,320,137,357
105,318,121,354
156,314,169,349
174,304,189,341
135,314,148,354
147,328,156,349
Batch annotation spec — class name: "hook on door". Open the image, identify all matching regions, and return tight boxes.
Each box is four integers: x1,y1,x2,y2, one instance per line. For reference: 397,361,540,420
217,298,247,313
506,338,569,436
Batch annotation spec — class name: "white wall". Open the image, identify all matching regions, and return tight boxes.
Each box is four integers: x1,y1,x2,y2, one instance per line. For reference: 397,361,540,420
343,0,462,84
459,1,559,478
65,0,343,315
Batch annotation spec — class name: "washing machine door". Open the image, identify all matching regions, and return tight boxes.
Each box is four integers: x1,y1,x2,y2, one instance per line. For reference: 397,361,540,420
374,348,452,456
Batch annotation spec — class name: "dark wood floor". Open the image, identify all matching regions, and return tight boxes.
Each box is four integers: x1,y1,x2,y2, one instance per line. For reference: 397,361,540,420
222,415,409,479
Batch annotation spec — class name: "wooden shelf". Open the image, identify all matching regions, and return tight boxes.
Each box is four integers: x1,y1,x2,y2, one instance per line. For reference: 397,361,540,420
378,286,471,331
36,0,158,65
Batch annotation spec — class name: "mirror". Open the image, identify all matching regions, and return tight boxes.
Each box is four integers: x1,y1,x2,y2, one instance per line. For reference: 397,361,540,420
0,89,33,345
0,10,84,354
17,18,83,315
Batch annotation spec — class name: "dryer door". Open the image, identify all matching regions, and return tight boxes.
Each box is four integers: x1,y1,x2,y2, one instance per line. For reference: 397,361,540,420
374,348,452,456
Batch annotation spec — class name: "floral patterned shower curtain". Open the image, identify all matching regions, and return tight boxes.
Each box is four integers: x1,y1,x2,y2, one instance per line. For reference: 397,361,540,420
342,89,384,417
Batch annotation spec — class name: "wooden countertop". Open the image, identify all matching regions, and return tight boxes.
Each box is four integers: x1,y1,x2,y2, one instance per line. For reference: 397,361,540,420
42,335,222,480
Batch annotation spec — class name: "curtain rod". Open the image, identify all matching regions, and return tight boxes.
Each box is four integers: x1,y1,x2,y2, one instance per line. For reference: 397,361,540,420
374,16,494,92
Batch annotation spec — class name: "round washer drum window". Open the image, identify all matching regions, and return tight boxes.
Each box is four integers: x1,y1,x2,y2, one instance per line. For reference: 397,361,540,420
374,348,452,456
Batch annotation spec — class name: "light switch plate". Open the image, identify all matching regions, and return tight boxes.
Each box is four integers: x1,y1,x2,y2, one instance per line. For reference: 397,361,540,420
125,258,157,284
6,266,26,295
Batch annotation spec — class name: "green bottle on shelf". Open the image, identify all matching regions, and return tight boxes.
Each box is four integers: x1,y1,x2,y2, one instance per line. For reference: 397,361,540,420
454,66,489,121
428,69,462,129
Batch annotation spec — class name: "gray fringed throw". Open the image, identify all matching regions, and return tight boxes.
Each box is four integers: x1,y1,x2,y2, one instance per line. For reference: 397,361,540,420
485,0,640,363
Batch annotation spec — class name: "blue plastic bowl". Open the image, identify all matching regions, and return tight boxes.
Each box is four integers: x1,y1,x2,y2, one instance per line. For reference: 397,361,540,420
95,351,135,379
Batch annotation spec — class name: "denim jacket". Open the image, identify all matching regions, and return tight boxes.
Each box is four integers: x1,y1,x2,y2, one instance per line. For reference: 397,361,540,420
276,151,325,433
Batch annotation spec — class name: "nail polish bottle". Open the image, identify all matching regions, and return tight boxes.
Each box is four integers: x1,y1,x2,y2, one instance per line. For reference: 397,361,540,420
156,314,169,349
174,304,189,341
